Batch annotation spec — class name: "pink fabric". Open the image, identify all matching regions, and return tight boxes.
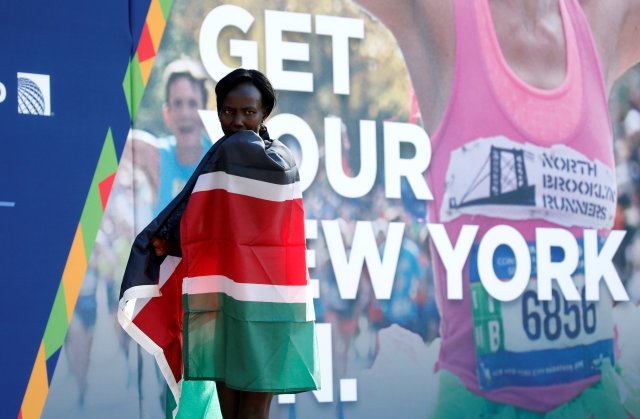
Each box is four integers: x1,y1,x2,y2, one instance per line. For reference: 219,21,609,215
428,0,615,411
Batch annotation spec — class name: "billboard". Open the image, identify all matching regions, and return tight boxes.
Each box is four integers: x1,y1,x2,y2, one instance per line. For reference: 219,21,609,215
2,0,640,418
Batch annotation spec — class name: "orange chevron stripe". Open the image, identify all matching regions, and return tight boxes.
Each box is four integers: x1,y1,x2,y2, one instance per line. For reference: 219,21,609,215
139,55,156,85
147,0,166,51
62,225,88,320
19,343,48,419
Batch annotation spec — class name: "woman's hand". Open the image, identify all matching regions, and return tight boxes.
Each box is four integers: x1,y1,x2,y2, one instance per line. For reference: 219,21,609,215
150,237,181,257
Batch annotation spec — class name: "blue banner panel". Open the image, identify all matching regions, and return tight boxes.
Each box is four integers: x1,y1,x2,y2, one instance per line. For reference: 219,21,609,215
0,0,149,416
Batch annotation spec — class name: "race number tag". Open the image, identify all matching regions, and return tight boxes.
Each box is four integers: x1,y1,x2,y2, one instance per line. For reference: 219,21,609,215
469,242,614,390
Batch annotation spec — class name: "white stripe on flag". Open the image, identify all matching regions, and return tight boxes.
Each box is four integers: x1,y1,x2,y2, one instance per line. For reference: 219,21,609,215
125,256,183,319
159,255,181,287
183,275,308,304
192,171,301,201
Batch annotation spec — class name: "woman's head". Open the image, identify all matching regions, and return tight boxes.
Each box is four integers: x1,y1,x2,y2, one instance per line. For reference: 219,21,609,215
215,68,277,136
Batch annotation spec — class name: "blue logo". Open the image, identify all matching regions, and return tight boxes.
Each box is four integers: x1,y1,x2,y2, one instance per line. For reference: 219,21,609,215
17,72,51,116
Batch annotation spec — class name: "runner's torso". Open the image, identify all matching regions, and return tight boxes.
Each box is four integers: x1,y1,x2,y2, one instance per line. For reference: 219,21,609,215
428,0,616,411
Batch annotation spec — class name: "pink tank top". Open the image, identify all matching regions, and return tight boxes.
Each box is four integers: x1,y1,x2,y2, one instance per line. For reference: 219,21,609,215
428,0,617,411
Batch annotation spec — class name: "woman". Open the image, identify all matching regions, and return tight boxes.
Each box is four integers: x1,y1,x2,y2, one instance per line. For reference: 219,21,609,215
121,69,320,419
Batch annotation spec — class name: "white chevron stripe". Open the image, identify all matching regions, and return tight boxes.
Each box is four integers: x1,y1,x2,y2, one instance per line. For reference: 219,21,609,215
192,171,301,201
183,275,309,304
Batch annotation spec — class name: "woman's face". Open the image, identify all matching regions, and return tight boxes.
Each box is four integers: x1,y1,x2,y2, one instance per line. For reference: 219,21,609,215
218,82,266,136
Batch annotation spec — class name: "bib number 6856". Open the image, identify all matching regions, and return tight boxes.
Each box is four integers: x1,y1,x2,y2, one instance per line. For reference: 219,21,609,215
522,288,596,341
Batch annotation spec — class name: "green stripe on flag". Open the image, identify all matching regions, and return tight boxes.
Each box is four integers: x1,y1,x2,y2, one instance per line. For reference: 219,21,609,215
184,306,319,393
185,292,309,322
42,282,69,358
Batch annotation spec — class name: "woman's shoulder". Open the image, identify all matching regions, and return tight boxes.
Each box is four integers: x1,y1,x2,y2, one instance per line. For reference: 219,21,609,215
217,131,297,171
352,0,452,40
266,138,298,171
578,0,640,86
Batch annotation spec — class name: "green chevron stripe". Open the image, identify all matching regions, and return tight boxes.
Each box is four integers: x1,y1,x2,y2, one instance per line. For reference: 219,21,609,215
42,282,68,358
123,62,134,118
123,55,145,121
79,129,117,258
159,0,173,19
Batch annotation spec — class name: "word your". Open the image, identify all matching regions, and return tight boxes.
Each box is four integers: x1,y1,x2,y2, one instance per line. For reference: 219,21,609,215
201,114,433,199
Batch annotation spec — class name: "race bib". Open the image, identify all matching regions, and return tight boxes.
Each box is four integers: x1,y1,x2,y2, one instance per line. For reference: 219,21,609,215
469,242,614,390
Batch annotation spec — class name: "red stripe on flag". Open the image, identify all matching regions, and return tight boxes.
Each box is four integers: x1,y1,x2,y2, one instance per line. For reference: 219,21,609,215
132,261,185,383
181,189,307,285
186,241,307,286
183,189,305,245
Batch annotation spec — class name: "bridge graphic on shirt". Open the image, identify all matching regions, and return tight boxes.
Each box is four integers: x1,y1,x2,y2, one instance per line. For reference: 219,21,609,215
449,146,536,209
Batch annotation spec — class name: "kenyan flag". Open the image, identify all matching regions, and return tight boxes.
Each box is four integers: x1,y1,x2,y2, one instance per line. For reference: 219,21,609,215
118,131,320,411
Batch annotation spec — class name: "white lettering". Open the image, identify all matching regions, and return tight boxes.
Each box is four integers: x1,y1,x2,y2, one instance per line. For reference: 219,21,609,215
309,220,628,302
536,228,580,301
280,322,334,404
383,121,432,200
315,15,364,95
198,110,224,141
199,5,258,81
268,113,319,192
488,320,501,352
478,225,531,302
427,223,478,300
200,7,364,92
313,323,334,402
584,229,629,301
305,219,320,299
265,10,313,92
323,220,404,299
325,117,376,198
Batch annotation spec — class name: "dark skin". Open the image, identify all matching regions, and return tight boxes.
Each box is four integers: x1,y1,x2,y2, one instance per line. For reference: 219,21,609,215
217,82,266,136
151,81,273,419
149,236,181,257
150,81,266,259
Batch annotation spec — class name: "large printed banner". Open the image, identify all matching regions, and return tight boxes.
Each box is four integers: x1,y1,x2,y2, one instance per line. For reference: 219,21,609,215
2,0,640,418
